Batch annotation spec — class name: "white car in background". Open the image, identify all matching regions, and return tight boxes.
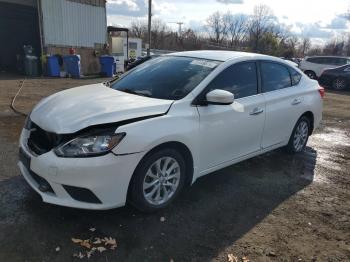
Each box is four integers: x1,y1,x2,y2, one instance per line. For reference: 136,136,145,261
299,56,350,79
18,51,324,212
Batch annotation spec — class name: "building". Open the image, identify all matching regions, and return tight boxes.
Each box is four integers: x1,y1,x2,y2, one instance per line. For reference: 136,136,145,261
0,0,107,75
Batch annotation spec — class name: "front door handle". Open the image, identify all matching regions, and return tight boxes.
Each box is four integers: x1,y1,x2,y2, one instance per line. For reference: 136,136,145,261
291,98,302,105
250,107,264,115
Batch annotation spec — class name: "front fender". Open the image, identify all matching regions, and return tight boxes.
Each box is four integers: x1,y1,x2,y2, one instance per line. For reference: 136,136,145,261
112,103,200,171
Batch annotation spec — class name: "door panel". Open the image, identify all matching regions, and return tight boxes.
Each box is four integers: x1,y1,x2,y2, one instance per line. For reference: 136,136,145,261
259,61,306,148
262,88,305,148
198,94,265,171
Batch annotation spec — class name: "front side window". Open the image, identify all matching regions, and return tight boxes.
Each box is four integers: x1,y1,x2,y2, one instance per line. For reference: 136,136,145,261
206,62,258,99
261,62,291,92
111,56,219,100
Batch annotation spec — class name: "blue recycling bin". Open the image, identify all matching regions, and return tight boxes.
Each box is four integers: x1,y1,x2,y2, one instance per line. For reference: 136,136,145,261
99,56,115,77
63,55,81,78
47,56,60,77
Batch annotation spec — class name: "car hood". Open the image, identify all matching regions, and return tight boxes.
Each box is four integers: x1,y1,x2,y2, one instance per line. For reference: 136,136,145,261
30,83,173,134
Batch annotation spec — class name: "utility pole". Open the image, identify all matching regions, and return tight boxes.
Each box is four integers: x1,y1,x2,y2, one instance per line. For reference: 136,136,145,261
147,0,152,56
168,22,184,36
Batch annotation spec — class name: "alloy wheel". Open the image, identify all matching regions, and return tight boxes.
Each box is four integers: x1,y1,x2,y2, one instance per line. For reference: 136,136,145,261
142,157,181,205
293,120,309,152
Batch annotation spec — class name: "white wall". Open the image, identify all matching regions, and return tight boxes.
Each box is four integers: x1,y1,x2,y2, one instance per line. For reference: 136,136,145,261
41,0,106,48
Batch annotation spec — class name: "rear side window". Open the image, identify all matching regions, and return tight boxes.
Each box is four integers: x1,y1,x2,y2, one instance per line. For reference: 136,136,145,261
335,58,348,66
307,57,330,64
307,57,321,64
289,67,302,85
261,62,291,92
206,62,258,99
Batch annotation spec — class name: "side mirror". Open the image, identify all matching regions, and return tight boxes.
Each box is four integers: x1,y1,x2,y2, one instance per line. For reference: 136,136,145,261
206,89,234,105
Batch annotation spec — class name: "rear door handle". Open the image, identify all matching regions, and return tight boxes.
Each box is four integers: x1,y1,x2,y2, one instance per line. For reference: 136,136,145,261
249,107,264,115
291,98,302,105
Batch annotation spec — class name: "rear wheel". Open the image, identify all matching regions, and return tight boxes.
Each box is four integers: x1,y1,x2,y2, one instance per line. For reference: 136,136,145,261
129,148,186,212
332,78,346,90
304,70,317,79
287,116,310,153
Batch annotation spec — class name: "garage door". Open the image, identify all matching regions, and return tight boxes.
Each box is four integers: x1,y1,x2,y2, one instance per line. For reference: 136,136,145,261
0,2,40,72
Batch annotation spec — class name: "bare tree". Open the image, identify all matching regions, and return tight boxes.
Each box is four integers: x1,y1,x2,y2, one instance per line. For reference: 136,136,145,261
151,19,170,49
299,37,311,56
131,20,147,39
248,4,275,52
206,12,228,44
224,13,248,49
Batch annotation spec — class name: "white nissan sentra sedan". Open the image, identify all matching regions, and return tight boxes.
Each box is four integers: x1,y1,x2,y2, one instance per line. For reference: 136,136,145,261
18,51,323,212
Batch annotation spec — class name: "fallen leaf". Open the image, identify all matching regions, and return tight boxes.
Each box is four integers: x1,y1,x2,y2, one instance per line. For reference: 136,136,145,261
72,238,83,244
93,238,102,244
110,244,117,250
86,249,95,259
227,254,238,262
80,240,92,249
96,246,107,253
103,237,117,246
160,217,166,222
242,256,250,262
89,227,96,232
55,246,60,252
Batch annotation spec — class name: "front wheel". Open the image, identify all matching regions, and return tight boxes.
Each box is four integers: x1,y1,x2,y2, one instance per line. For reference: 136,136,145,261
287,116,310,153
129,148,186,212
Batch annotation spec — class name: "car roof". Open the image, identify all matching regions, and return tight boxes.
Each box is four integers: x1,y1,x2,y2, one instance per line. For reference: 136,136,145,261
306,55,350,59
167,50,274,62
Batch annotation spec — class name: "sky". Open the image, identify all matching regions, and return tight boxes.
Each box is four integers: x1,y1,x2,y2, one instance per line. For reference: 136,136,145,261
106,0,350,45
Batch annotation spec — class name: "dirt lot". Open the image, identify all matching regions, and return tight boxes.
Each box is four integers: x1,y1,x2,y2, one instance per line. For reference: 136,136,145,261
0,75,349,262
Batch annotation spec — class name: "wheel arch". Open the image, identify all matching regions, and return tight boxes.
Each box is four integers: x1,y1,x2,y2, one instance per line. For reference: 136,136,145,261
300,111,314,135
126,141,194,200
304,70,317,79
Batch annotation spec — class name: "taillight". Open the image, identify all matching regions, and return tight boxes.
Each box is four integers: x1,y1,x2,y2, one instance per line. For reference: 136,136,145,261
318,86,325,99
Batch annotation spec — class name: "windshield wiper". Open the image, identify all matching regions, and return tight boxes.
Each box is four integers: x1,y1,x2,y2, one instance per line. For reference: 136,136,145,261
120,89,151,97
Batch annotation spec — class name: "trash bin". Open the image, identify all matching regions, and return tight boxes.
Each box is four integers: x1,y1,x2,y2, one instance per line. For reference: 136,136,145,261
99,56,115,77
24,55,39,76
47,55,60,77
63,55,81,78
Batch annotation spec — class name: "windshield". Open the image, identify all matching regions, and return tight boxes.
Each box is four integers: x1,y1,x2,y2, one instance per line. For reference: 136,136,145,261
111,56,220,100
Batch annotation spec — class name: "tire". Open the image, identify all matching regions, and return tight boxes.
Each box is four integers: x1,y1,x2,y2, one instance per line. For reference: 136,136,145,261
332,78,347,90
286,116,310,154
304,70,317,79
129,148,186,212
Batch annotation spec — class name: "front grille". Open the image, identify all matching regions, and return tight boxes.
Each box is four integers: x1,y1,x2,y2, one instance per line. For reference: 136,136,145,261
27,122,59,155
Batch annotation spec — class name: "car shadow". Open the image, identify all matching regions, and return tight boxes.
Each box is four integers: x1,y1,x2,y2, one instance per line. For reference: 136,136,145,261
0,147,317,262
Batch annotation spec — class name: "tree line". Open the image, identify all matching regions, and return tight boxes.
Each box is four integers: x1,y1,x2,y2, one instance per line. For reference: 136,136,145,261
128,4,350,58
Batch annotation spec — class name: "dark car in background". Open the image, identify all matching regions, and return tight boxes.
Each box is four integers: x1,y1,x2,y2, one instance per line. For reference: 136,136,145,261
319,64,350,91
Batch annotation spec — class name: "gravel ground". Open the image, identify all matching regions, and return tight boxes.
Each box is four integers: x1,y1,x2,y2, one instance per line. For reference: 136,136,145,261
0,75,349,262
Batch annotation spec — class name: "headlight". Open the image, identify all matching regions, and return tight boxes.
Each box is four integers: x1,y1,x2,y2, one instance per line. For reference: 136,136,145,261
54,132,125,157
